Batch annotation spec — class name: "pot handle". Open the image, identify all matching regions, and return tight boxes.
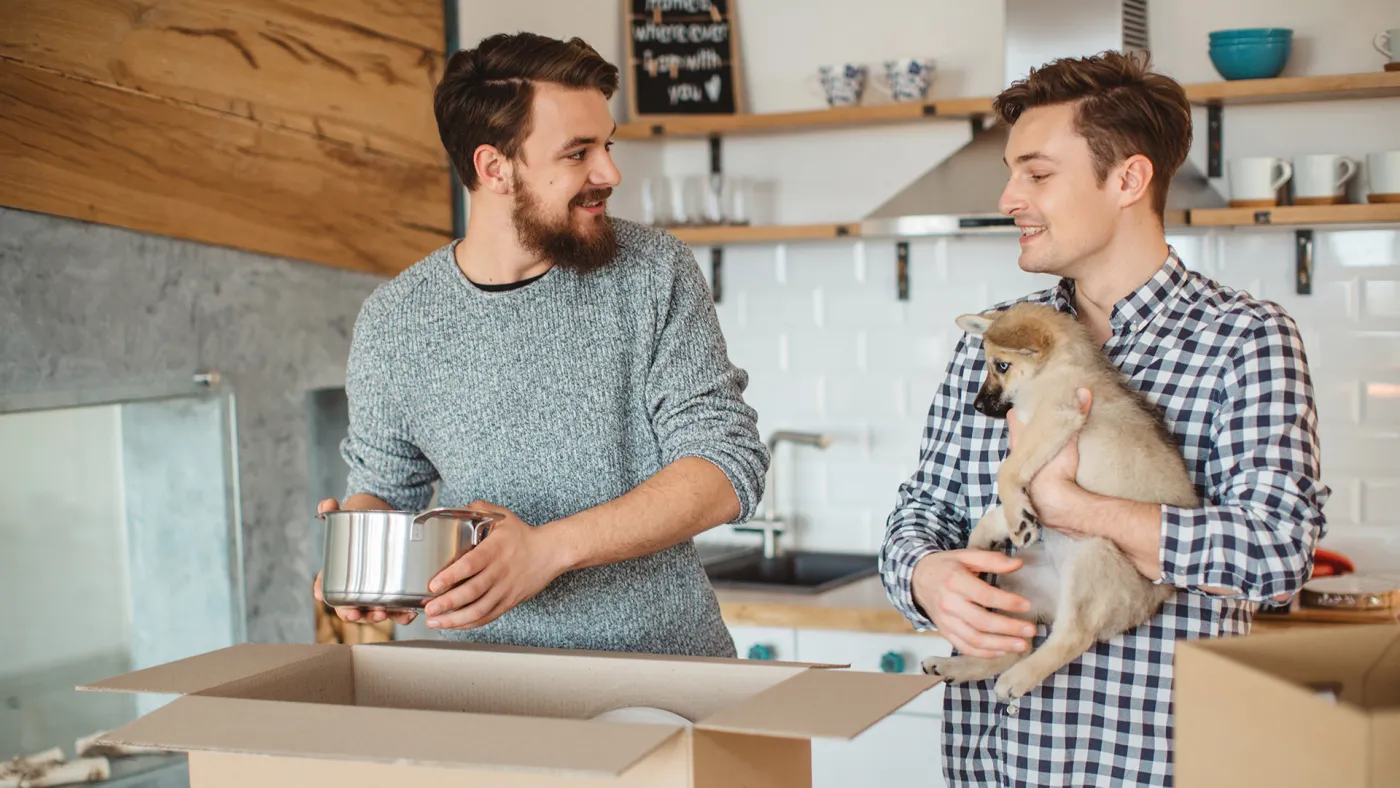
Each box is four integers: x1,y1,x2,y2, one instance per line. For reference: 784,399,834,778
413,508,500,526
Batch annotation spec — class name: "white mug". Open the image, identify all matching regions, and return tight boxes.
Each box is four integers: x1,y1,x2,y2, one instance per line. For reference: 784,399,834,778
808,63,868,107
1375,28,1399,62
1293,154,1358,204
1367,151,1400,199
872,58,937,102
1228,157,1292,206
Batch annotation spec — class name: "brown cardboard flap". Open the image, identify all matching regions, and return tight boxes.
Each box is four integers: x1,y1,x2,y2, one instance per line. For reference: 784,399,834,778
78,644,336,695
1192,625,1400,710
1175,636,1371,788
697,669,941,740
1372,712,1400,784
100,695,684,776
373,639,845,669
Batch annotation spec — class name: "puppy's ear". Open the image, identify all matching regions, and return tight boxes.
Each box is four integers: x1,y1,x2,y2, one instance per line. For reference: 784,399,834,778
956,312,996,336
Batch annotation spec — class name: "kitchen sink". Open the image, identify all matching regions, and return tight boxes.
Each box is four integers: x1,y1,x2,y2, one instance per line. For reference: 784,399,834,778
703,547,878,594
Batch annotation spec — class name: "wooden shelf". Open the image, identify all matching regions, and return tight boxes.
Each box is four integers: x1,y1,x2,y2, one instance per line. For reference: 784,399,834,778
616,71,1399,140
615,97,994,140
668,222,860,244
661,204,1399,245
1183,70,1400,105
1187,202,1400,227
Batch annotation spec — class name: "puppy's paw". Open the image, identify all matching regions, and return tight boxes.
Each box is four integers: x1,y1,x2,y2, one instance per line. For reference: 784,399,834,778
968,506,1011,552
993,663,1040,701
922,656,992,685
1009,505,1039,548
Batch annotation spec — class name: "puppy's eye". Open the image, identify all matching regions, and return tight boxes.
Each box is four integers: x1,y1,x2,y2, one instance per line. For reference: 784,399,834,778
995,361,1010,373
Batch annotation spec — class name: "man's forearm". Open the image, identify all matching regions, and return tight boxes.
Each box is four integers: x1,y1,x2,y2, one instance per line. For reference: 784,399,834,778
1052,490,1236,595
545,456,741,573
1058,490,1163,580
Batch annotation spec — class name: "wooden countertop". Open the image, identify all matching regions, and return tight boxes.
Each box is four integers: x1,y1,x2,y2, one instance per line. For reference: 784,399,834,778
715,576,1398,636
716,576,930,635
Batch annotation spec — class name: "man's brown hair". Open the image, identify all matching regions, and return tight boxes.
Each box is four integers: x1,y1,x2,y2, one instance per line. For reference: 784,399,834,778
434,33,620,191
993,50,1191,218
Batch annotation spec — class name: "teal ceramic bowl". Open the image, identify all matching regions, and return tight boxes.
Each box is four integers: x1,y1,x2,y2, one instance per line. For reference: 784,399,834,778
1209,39,1292,80
1208,27,1293,43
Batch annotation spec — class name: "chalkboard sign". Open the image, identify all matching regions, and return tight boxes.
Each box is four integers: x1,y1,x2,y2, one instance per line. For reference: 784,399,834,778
624,0,745,117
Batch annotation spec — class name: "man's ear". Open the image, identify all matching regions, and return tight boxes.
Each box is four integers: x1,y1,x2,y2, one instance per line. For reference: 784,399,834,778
1118,153,1155,210
474,144,512,195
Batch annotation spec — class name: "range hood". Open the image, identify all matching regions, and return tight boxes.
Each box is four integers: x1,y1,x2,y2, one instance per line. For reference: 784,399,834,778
860,0,1225,237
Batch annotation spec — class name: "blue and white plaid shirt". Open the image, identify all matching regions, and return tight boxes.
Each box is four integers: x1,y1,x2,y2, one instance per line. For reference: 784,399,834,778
880,249,1329,787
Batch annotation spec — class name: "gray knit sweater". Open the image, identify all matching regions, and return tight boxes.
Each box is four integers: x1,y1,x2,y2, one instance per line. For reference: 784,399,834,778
339,219,768,657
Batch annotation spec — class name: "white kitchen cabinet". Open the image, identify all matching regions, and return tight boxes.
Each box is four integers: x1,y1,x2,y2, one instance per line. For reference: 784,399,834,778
811,712,945,788
796,629,952,788
726,624,798,663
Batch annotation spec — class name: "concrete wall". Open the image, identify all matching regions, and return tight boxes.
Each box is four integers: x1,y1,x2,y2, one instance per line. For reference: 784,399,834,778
0,206,387,644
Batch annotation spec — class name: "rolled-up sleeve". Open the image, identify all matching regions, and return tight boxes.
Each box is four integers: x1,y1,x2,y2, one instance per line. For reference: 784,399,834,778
881,335,980,630
644,239,769,524
338,296,439,511
1158,313,1329,602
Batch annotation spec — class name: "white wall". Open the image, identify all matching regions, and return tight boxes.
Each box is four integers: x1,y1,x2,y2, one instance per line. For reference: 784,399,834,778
0,405,132,679
459,1,1400,566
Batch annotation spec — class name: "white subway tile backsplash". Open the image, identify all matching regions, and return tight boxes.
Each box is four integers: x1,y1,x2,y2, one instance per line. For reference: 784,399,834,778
1319,430,1400,477
1362,280,1400,321
1324,230,1400,269
1313,379,1361,426
1362,480,1400,525
1306,330,1400,371
715,228,1400,555
790,506,877,553
1363,378,1400,426
825,375,900,420
786,330,863,375
1325,477,1362,527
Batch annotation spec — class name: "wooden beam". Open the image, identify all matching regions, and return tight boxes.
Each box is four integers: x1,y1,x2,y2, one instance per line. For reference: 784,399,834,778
0,60,452,276
2,0,446,165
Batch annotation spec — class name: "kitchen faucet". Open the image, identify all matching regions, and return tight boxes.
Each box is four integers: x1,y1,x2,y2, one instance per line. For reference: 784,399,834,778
733,430,831,559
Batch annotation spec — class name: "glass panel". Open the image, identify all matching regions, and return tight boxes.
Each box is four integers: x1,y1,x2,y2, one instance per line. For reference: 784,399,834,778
0,378,244,786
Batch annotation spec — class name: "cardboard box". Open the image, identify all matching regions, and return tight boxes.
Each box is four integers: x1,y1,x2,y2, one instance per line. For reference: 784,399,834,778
79,639,942,787
1175,624,1400,787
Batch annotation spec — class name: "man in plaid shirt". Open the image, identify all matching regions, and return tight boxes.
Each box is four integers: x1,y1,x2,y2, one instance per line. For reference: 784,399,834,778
880,52,1329,786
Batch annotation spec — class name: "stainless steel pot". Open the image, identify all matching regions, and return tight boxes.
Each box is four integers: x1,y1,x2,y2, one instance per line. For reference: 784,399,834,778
318,508,498,610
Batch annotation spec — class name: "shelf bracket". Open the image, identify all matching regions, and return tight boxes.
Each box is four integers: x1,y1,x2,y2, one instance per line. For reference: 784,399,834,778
710,247,723,303
709,134,722,175
1207,104,1222,179
1295,229,1313,296
896,241,910,301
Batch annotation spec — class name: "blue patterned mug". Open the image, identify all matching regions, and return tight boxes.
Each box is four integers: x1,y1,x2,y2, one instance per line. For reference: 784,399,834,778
813,63,868,107
874,58,937,102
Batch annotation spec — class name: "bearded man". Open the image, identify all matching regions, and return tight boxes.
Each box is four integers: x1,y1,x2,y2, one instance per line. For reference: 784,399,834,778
312,32,769,658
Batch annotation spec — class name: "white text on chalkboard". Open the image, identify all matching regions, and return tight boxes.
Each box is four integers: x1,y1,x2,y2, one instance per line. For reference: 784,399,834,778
643,48,723,74
644,0,715,11
633,22,729,45
667,74,724,105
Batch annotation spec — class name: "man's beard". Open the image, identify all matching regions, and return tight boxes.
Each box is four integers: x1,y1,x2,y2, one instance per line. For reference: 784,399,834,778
511,180,617,274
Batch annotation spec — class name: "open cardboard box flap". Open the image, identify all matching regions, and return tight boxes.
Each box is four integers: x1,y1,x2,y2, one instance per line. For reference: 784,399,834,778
1182,624,1400,713
1176,624,1400,788
80,643,337,695
77,640,942,777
